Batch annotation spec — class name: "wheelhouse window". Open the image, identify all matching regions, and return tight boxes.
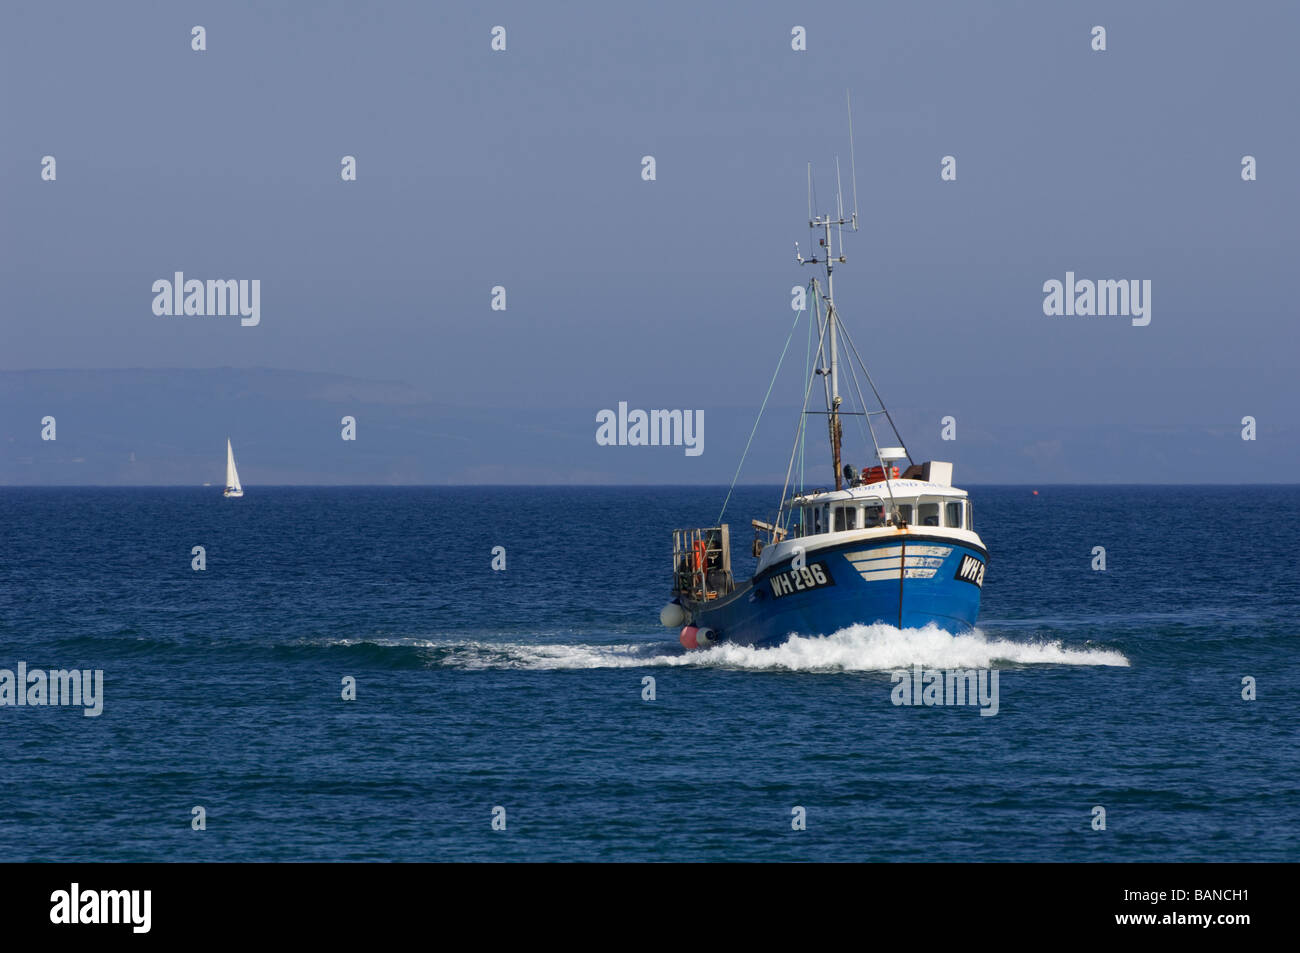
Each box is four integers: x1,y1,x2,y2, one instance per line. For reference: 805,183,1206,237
896,504,913,524
863,502,885,528
834,505,857,532
810,505,827,535
945,501,963,528
918,502,941,527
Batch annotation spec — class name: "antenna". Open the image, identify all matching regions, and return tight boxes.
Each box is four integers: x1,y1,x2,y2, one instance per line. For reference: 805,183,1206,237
835,156,845,250
806,162,813,223
846,89,860,231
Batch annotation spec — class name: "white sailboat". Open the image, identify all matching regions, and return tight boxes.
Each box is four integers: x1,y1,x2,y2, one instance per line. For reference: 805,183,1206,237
224,439,244,498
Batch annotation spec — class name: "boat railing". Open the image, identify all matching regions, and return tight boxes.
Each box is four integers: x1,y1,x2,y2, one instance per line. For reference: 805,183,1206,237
671,525,734,602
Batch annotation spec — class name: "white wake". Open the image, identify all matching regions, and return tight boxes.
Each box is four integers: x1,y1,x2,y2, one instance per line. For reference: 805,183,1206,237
412,623,1130,672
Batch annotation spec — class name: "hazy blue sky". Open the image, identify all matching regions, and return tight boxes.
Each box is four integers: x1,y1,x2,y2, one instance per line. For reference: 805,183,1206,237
2,1,1296,483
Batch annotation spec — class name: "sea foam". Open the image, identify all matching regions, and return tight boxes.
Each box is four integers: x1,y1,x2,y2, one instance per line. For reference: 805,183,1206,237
398,623,1130,672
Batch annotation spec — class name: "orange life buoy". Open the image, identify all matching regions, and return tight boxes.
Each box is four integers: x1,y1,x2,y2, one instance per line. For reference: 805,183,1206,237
693,540,707,572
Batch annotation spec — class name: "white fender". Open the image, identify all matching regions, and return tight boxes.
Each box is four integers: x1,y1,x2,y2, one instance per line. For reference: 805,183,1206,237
660,602,686,627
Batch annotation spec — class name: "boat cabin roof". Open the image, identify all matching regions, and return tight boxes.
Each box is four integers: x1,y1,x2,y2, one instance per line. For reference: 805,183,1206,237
787,479,967,507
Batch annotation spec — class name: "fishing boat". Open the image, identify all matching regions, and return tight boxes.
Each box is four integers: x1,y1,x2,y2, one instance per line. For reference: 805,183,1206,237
661,130,988,649
223,438,244,498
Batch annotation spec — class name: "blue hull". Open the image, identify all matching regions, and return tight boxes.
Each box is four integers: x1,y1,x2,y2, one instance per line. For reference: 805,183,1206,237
688,534,986,647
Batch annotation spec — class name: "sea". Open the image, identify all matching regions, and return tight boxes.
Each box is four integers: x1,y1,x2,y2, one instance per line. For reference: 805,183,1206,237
0,485,1295,862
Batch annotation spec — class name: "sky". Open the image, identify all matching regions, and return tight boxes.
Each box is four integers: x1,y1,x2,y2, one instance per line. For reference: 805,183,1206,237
1,1,1296,484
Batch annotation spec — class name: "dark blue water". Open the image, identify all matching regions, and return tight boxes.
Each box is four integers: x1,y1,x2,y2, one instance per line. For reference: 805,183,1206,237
0,486,1295,861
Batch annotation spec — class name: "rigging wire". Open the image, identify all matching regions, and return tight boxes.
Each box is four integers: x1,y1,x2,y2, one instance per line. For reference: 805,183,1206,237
839,322,873,452
833,310,903,522
835,314,913,466
776,300,832,532
831,311,915,524
716,303,807,526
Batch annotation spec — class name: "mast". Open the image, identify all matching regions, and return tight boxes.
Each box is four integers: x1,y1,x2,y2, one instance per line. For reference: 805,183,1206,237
773,93,918,534
794,91,860,493
826,217,843,490
796,194,854,490
226,439,241,492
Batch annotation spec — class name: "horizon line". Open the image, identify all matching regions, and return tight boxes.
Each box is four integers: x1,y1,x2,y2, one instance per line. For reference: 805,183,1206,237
1,482,1297,489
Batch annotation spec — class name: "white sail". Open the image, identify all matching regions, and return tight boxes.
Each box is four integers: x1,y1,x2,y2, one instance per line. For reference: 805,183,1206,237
224,439,244,497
